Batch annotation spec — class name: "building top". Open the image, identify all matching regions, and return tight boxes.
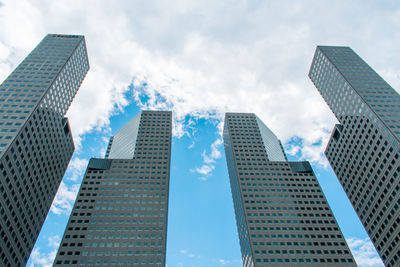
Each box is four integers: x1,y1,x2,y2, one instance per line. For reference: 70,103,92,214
0,33,89,156
107,111,141,159
224,112,286,161
255,116,286,161
106,110,172,159
309,45,400,140
47,34,84,38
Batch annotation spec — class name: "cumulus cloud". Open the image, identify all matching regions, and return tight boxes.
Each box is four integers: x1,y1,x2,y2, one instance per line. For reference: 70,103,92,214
1,0,399,167
1,2,398,266
203,139,223,164
191,138,223,180
193,165,214,176
65,157,88,181
50,182,80,215
347,237,384,267
28,235,60,267
29,248,57,267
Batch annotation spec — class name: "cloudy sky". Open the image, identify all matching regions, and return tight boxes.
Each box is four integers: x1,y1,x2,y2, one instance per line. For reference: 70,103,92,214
1,0,399,266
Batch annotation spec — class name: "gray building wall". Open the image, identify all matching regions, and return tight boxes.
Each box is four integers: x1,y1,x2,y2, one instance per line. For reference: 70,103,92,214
0,34,89,266
223,113,355,266
54,110,172,266
309,46,400,266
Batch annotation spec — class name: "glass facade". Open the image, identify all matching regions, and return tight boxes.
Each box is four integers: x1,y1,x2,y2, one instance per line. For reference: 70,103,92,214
223,120,253,267
223,113,355,266
107,112,141,159
54,111,172,266
255,116,287,161
0,34,89,266
309,46,400,266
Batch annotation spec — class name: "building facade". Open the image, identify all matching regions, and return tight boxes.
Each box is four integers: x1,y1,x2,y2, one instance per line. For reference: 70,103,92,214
309,46,400,266
0,34,89,266
54,110,172,266
223,113,355,267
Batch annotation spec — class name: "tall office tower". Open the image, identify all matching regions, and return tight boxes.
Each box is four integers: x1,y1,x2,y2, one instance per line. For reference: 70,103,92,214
223,113,355,267
54,110,172,266
0,34,89,266
309,46,400,266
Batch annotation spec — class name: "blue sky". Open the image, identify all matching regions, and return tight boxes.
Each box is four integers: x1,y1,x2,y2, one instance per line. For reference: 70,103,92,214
26,90,384,267
0,0,399,266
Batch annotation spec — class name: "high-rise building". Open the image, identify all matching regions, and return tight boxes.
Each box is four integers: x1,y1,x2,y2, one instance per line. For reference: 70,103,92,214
0,34,89,266
309,46,400,266
54,110,172,266
223,112,356,267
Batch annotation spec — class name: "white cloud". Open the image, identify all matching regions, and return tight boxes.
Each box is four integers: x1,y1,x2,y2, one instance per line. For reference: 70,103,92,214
192,164,214,176
1,1,399,166
28,248,57,267
347,237,384,267
210,138,223,160
47,235,61,249
50,182,80,215
28,235,60,267
285,143,301,157
191,138,223,179
202,139,222,165
218,258,242,265
178,249,200,259
0,0,398,244
188,141,195,149
1,2,397,267
65,157,88,181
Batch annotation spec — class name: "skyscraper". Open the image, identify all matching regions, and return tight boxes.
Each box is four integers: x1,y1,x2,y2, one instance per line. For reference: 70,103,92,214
54,110,172,266
223,113,355,266
0,34,89,266
309,46,400,266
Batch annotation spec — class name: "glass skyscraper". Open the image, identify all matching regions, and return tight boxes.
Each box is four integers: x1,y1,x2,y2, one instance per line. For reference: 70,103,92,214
223,113,355,266
54,110,172,266
309,46,400,266
0,34,89,266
